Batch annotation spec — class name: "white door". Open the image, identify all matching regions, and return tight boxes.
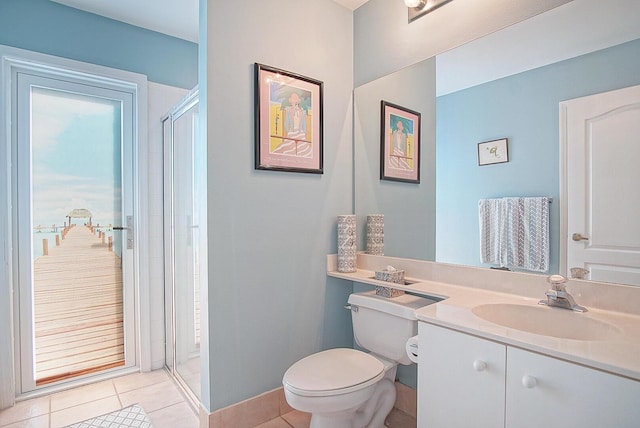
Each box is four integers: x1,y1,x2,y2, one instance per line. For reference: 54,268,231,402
560,85,640,285
13,71,137,393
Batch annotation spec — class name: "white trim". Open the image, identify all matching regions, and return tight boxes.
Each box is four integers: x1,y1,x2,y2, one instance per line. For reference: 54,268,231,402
0,47,16,412
559,102,569,277
135,66,151,374
0,44,151,403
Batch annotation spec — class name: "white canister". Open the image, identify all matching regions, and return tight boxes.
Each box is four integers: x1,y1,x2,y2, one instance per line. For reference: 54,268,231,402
366,214,384,255
337,215,357,273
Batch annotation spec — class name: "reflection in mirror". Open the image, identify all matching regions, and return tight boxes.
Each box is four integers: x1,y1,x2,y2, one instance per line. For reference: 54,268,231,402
353,0,640,285
354,59,436,261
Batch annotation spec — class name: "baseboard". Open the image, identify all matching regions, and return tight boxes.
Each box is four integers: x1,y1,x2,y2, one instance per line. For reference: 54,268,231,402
201,381,416,427
203,387,289,428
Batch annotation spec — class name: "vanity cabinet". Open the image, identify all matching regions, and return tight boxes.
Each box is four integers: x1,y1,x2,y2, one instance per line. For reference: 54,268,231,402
417,322,506,428
506,346,640,428
418,322,640,428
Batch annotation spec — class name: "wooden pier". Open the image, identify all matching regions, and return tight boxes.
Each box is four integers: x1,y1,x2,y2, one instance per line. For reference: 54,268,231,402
33,224,124,385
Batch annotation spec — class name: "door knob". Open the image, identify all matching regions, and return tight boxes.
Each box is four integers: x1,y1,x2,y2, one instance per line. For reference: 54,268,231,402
572,233,589,241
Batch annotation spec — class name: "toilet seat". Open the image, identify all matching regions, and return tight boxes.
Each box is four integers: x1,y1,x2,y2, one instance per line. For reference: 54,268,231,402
283,348,384,397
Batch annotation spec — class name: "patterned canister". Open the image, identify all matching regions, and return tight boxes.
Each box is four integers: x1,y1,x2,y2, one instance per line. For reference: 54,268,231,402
337,215,357,273
366,214,384,255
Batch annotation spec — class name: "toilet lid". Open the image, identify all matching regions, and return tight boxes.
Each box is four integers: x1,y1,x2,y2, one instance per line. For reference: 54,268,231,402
283,348,384,397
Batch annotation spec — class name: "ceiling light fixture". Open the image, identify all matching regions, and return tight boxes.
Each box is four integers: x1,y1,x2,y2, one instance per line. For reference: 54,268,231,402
404,0,427,7
406,0,454,23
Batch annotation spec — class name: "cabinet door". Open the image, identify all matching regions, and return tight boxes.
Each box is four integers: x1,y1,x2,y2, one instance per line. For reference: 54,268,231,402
418,323,506,428
506,347,640,428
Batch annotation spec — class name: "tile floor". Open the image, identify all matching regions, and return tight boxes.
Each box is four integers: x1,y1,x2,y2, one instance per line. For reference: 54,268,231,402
257,408,415,428
0,370,416,428
0,369,197,428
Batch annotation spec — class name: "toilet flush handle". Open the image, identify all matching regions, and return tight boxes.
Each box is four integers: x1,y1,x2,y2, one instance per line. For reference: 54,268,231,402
344,304,359,312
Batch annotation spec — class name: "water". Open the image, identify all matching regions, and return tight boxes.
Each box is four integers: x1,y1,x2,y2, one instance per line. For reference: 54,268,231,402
32,231,61,259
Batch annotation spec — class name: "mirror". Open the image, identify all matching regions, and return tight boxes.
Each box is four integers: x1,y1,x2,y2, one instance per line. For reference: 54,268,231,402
354,58,436,261
354,1,640,285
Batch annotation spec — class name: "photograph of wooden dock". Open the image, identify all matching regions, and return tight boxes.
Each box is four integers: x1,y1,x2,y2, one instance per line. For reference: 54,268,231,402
33,221,124,385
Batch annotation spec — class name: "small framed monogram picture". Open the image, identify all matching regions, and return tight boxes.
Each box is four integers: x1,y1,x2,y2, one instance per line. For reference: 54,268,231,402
478,138,508,166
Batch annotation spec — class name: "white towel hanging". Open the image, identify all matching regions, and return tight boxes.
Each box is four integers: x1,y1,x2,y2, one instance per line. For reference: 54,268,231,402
479,197,550,272
478,199,502,265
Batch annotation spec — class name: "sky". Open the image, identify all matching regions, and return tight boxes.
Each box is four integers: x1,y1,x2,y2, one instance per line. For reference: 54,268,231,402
31,86,122,228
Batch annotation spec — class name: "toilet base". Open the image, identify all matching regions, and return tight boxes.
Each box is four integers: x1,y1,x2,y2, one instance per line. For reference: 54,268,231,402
307,367,397,428
283,351,400,428
309,409,362,428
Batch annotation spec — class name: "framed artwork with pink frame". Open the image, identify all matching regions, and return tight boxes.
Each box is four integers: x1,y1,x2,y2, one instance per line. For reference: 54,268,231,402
380,100,421,183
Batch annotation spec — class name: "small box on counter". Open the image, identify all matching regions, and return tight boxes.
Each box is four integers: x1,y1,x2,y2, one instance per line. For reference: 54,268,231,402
374,267,405,284
374,266,405,298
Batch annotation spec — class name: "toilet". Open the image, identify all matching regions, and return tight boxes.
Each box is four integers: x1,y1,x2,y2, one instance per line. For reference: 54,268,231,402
282,290,436,428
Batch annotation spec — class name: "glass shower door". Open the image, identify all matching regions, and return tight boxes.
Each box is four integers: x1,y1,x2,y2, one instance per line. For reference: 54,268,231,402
163,89,202,400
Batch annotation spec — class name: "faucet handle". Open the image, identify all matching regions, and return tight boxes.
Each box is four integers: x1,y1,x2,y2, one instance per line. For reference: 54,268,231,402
547,274,568,290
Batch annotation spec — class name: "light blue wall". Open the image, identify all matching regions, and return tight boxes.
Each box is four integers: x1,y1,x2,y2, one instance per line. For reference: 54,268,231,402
436,38,640,273
204,0,354,411
353,58,436,389
354,1,439,389
0,0,197,88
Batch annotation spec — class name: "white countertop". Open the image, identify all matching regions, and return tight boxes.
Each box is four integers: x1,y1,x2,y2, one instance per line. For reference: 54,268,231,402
328,257,640,382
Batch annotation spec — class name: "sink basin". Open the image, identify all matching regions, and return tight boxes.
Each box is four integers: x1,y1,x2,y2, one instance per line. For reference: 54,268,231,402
471,303,619,341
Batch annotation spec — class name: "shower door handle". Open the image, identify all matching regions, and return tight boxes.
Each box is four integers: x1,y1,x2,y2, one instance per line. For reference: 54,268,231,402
113,216,134,249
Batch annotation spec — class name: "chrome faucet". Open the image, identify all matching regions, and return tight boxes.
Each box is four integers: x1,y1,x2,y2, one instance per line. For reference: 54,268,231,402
538,275,587,312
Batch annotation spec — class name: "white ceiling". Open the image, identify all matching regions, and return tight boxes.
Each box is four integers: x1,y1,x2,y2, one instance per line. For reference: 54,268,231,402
335,0,370,9
51,0,200,42
49,0,639,96
436,0,640,95
50,0,370,43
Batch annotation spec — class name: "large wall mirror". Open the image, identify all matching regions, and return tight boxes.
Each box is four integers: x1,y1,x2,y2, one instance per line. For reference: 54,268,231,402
354,0,640,286
354,59,437,261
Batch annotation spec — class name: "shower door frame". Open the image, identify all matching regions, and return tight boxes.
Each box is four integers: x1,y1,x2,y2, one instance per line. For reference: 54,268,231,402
162,87,202,406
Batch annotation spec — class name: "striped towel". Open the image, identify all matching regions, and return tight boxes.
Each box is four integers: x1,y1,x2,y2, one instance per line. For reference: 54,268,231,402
479,198,502,265
479,197,550,272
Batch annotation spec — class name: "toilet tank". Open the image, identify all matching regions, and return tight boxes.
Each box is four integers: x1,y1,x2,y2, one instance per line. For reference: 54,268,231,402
348,290,438,365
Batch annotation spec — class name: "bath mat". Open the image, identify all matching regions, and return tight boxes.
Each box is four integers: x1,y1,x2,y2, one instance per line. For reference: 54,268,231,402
64,404,153,428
